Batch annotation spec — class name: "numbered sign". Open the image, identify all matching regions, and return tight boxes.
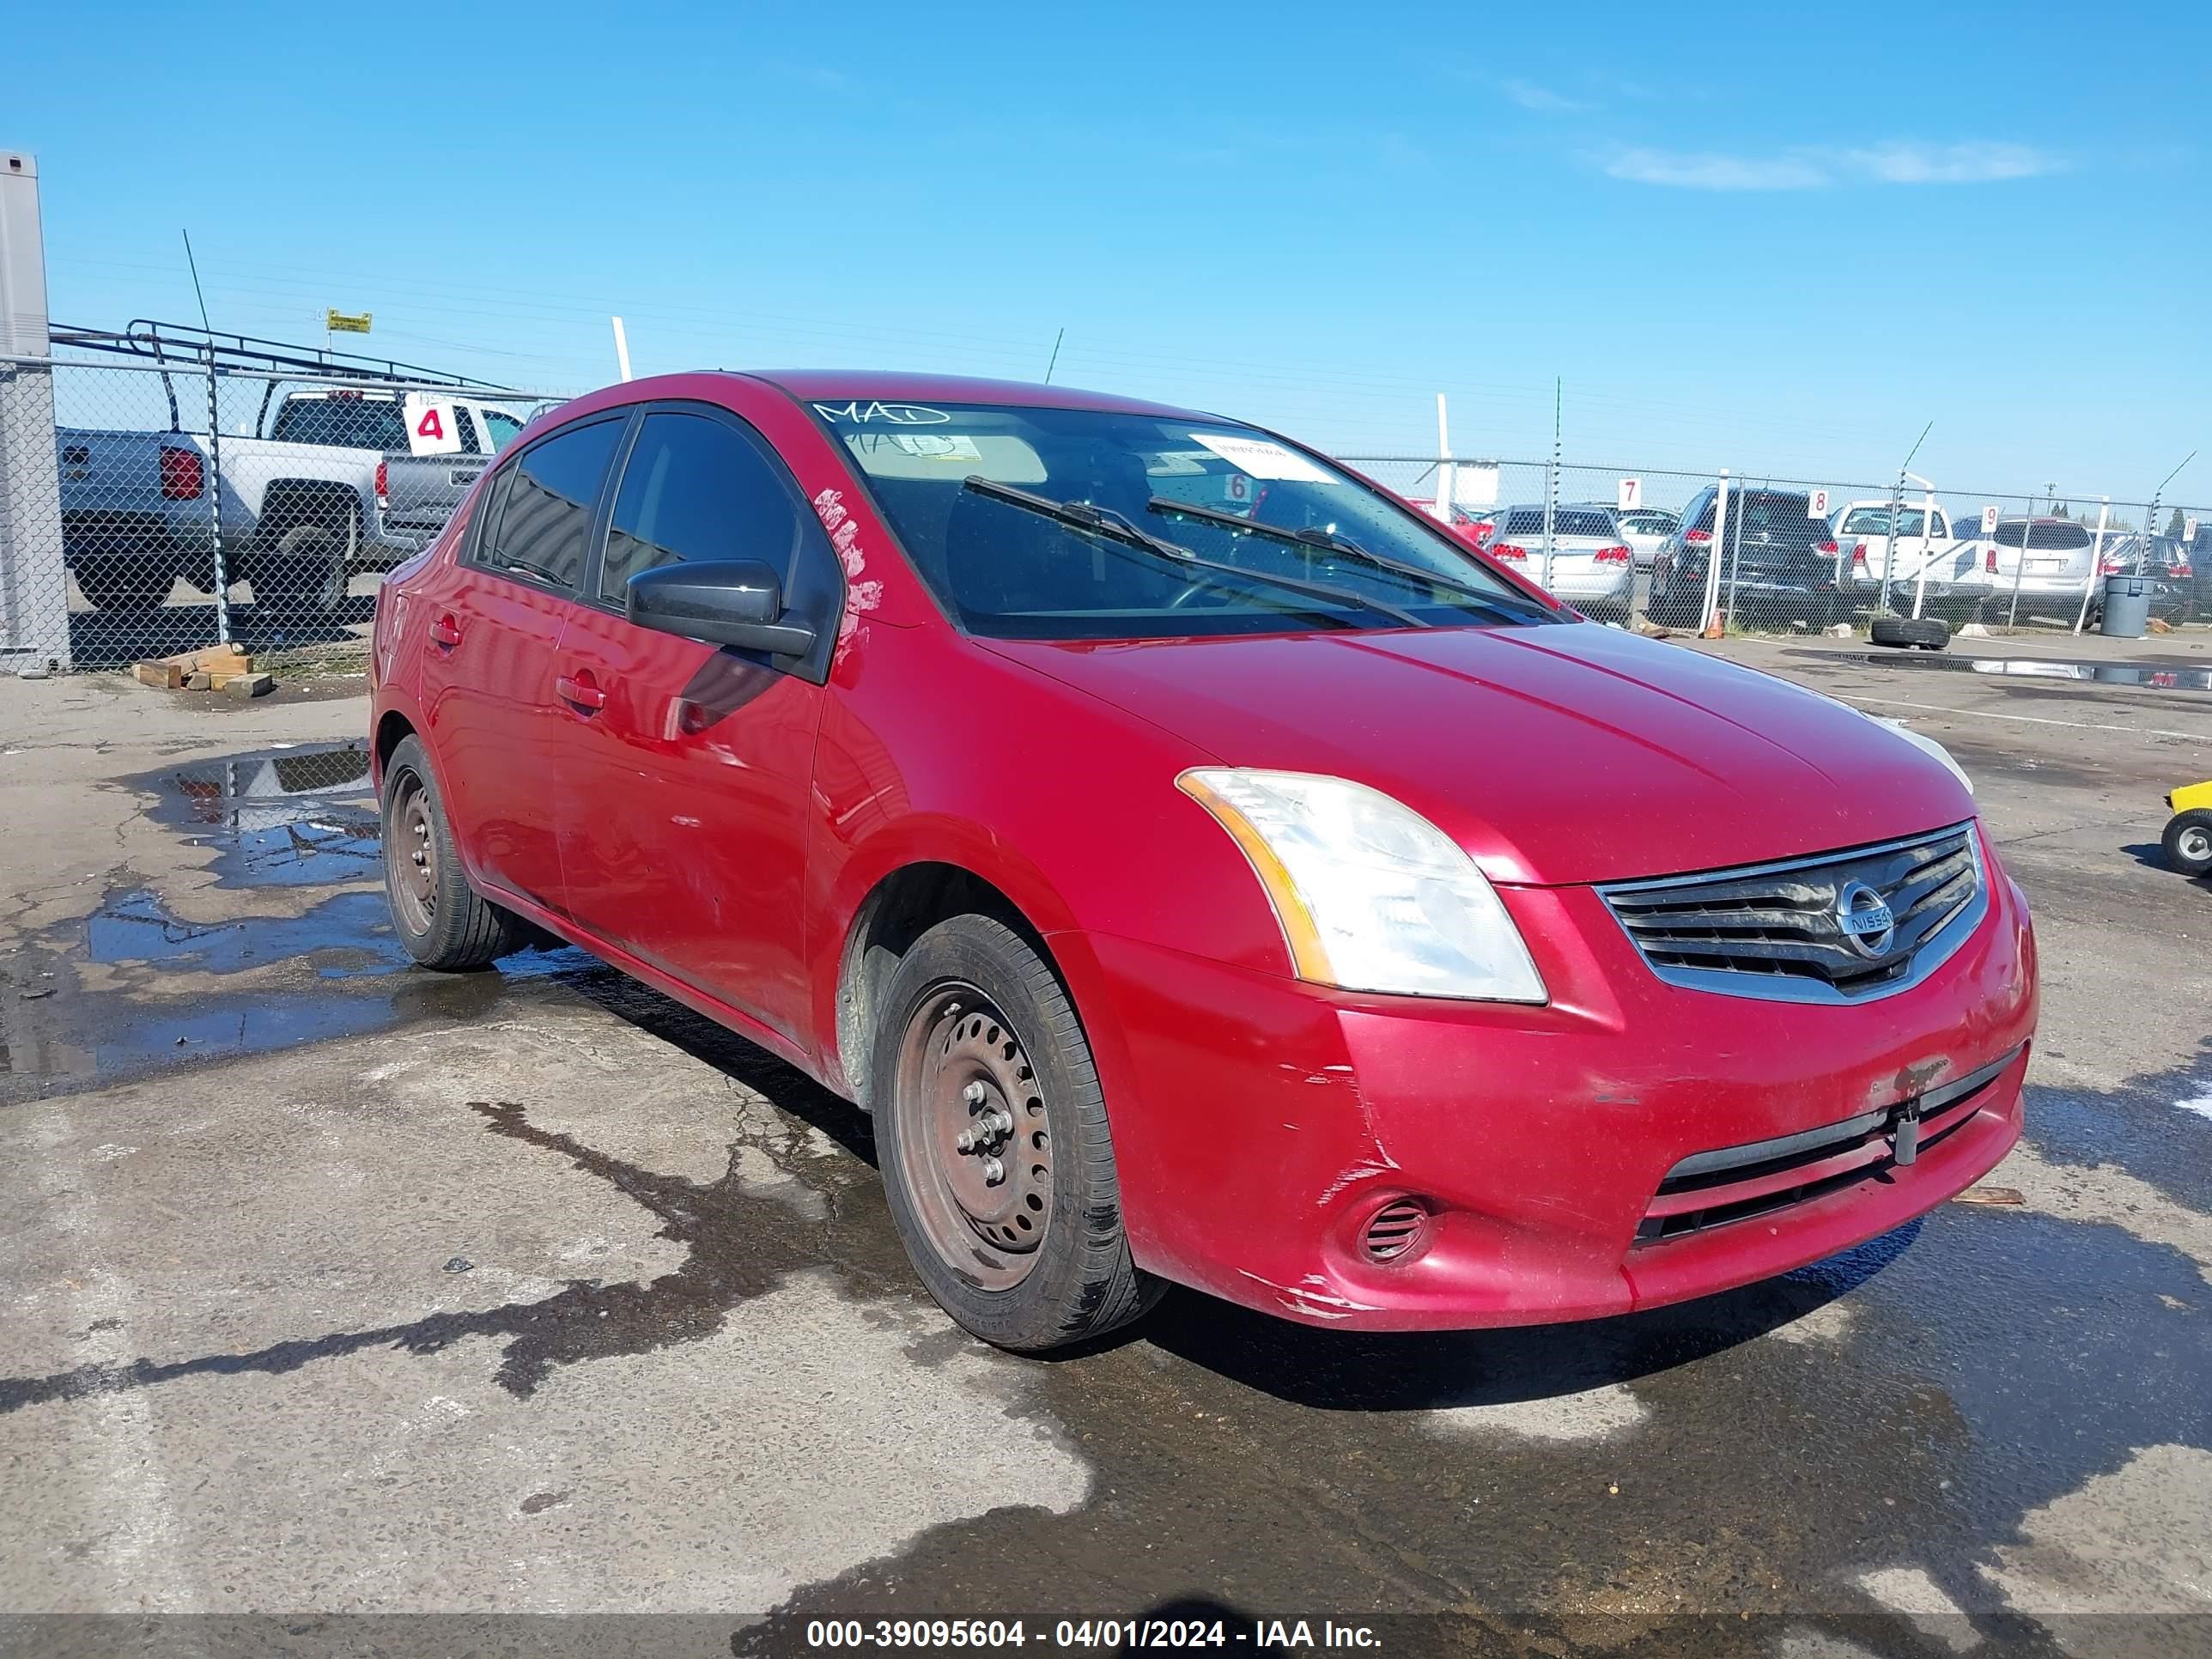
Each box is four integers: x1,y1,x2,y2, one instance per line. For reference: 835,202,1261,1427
2188,516,2201,544
1982,503,2000,536
404,394,461,457
1617,477,1642,512
1224,473,1253,505
1807,488,1830,519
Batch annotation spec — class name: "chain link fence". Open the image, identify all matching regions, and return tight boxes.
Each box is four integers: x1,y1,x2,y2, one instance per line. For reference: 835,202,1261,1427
4,338,2206,673
1343,456,2206,638
0,326,562,673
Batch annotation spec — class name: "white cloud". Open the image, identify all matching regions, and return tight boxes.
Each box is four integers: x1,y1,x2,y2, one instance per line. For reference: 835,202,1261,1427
1503,79,1591,114
1601,147,1831,190
1840,141,2057,183
1600,140,2062,191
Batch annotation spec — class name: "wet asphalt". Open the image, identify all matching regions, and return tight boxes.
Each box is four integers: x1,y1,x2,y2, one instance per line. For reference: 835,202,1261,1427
1,640,2209,1658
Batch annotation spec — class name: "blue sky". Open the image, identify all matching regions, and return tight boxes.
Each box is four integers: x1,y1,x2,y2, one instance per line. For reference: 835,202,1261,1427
11,0,2208,504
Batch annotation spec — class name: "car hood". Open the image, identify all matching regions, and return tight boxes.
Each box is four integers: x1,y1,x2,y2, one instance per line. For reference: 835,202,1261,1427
981,623,1973,886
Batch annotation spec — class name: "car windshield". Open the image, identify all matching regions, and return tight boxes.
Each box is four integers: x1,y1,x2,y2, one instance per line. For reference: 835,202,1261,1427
818,401,1549,641
1500,507,1616,539
269,395,410,451
1839,506,1931,537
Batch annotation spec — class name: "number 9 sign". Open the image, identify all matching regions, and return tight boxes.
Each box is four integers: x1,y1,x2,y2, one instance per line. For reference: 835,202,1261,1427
404,393,462,457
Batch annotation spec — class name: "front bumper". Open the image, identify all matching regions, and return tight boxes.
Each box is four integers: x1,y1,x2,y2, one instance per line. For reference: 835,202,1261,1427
1075,843,2036,1329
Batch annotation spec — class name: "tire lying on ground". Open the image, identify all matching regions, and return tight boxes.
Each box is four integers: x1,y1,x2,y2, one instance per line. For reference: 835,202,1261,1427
1870,615,1952,651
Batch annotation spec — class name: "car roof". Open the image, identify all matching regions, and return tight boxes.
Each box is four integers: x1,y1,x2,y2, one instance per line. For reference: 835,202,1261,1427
739,370,1216,422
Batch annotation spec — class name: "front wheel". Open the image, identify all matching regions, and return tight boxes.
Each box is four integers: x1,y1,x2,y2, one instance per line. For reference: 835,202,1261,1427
2165,810,2212,878
380,735,526,969
872,915,1160,1352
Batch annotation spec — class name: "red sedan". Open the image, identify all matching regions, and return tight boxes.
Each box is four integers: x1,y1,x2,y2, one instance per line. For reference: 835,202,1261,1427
369,372,2036,1352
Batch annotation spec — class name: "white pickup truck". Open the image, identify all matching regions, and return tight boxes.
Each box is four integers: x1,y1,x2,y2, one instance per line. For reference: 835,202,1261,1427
1829,498,1994,611
58,385,529,614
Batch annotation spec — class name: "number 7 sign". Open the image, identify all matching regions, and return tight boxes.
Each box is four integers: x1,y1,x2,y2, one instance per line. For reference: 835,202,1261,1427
404,393,462,457
1618,477,1642,512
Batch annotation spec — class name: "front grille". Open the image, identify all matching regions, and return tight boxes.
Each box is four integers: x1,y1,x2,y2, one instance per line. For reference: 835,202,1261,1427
1634,1047,2019,1243
1598,823,1984,1004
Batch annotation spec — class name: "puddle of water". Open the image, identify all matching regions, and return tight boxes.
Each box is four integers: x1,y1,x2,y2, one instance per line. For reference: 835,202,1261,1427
86,889,406,978
133,741,380,889
1849,653,2212,691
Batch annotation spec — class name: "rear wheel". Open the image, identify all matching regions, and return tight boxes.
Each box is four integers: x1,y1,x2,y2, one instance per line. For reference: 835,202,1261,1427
253,522,349,616
2165,810,2212,878
872,914,1159,1352
380,735,526,969
74,556,178,611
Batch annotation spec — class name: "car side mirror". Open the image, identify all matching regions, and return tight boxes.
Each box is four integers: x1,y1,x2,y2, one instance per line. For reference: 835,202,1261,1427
627,560,817,657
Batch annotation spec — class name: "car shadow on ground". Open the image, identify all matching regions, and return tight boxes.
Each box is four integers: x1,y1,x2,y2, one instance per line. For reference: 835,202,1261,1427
65,596,375,669
562,961,1899,1411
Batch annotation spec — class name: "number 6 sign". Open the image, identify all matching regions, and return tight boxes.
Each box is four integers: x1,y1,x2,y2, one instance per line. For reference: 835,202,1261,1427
404,393,462,457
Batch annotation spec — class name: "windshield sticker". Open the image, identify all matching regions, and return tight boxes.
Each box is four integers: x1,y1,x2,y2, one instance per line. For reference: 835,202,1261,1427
812,400,952,426
1186,431,1332,483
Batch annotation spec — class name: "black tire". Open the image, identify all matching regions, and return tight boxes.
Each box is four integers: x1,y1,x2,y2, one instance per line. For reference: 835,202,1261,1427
74,556,178,611
380,735,526,969
2165,810,2212,879
1871,614,1952,651
872,914,1160,1353
253,523,349,617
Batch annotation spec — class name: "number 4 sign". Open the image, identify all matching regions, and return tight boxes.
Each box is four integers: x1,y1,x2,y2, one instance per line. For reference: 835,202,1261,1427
404,393,461,457
1618,477,1642,512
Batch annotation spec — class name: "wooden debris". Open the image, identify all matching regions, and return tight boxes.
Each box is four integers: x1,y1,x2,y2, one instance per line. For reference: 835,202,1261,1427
223,672,276,700
1951,1186,2026,1207
130,642,252,692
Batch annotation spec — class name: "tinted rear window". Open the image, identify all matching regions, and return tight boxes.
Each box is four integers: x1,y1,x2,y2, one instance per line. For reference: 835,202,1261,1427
270,396,408,451
1994,521,2094,550
1501,507,1616,538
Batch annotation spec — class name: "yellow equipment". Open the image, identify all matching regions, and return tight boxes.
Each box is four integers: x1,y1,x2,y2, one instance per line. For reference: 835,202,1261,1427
2164,781,2212,878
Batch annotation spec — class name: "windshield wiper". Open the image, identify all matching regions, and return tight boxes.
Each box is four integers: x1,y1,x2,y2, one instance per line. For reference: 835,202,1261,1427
1145,495,1547,618
961,477,1427,629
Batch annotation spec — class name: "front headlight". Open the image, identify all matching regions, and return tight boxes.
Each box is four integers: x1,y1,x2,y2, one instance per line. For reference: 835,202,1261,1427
1178,769,1547,1003
1874,718,1974,796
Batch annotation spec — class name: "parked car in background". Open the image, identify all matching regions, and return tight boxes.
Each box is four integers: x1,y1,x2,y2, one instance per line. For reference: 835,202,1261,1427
1405,500,1498,550
1613,506,1680,569
58,383,533,615
1484,504,1636,620
370,368,2031,1354
1831,498,1992,613
52,320,534,616
2093,533,2197,624
1982,517,2103,622
1649,486,1843,629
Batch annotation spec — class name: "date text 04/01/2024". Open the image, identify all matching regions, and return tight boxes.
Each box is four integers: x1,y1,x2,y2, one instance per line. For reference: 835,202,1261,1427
803,1618,1382,1649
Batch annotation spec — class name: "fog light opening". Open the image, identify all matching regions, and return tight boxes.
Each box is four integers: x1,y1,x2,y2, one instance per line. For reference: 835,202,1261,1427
1362,1198,1432,1265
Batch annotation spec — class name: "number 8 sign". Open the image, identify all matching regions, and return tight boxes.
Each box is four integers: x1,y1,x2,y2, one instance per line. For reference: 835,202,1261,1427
404,393,462,457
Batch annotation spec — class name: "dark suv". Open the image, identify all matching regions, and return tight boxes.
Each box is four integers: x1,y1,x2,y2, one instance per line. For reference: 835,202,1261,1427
1649,486,1843,629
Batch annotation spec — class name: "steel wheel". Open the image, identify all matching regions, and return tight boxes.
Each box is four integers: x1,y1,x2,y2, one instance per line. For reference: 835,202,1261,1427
2179,824,2212,865
388,767,440,936
891,981,1054,1291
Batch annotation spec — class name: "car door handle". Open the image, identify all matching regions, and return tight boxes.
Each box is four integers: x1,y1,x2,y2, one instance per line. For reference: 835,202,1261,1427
428,613,462,648
556,670,606,712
